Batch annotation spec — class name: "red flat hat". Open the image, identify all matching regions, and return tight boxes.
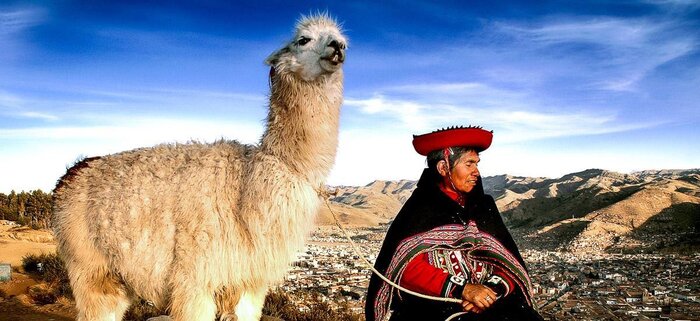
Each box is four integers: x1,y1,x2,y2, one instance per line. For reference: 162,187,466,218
412,126,493,156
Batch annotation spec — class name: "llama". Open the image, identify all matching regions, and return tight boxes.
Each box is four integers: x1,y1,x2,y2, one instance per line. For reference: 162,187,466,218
51,14,346,321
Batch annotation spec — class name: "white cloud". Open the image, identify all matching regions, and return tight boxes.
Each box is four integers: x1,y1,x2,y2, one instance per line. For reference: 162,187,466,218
328,127,425,186
390,82,491,94
0,85,271,192
484,143,700,181
500,18,656,47
0,8,43,34
344,96,429,130
327,120,692,187
344,82,658,144
644,0,700,10
17,111,60,121
0,117,262,143
0,90,23,108
494,17,697,91
0,90,61,121
0,86,268,126
0,117,265,193
0,151,69,193
0,7,44,60
597,37,695,91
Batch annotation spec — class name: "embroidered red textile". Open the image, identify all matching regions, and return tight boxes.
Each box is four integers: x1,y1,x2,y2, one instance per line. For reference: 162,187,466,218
401,252,450,297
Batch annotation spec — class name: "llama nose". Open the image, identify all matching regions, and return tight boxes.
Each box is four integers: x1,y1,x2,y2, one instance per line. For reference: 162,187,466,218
328,40,341,51
327,40,345,63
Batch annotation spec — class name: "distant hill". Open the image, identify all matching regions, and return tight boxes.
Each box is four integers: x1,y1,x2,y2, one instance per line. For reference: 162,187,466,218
316,180,415,227
320,168,700,254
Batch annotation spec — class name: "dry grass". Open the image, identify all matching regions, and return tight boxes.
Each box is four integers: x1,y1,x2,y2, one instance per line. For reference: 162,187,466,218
263,288,362,321
19,253,362,321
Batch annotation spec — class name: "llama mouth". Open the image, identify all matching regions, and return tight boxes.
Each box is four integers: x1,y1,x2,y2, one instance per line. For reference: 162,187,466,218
321,53,345,65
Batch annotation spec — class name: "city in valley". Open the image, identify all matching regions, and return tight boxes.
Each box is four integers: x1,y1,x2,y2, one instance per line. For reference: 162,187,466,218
279,226,700,321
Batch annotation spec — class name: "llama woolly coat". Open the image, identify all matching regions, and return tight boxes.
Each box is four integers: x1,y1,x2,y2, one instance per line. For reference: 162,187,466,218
365,169,543,321
51,14,346,321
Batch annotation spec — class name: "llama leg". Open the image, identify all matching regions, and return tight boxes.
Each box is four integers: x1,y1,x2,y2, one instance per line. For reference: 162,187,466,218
234,287,268,321
216,286,241,321
70,267,131,321
169,286,217,321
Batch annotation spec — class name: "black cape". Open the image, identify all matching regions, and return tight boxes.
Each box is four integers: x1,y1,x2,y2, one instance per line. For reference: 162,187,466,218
365,169,543,321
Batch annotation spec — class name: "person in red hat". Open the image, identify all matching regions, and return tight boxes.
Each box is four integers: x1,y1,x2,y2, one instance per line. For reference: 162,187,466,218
365,126,543,321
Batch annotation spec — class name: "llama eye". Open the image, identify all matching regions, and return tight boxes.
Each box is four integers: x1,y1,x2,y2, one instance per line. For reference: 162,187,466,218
296,37,311,46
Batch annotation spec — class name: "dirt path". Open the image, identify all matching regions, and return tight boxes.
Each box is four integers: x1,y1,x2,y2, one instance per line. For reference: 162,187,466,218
0,221,74,320
0,221,56,268
0,297,74,321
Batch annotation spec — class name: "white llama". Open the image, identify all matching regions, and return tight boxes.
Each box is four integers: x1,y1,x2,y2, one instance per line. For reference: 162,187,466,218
52,14,347,321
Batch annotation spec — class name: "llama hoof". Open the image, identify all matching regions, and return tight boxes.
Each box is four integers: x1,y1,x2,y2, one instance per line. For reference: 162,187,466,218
220,313,237,321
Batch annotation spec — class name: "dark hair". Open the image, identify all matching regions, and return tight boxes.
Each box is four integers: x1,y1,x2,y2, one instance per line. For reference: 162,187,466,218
426,146,478,172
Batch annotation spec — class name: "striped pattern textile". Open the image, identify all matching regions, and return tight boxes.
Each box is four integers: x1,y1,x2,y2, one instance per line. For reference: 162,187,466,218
373,220,533,321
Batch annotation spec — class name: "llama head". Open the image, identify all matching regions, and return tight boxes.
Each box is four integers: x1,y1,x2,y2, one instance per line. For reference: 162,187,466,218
266,13,347,82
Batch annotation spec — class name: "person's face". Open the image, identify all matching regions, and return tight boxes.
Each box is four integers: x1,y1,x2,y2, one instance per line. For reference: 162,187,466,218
438,150,481,193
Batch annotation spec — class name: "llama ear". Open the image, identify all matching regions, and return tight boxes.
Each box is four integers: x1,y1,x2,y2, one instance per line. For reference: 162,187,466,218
265,46,290,66
268,66,276,88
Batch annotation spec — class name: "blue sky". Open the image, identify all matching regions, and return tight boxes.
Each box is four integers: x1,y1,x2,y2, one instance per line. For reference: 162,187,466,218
1,0,699,193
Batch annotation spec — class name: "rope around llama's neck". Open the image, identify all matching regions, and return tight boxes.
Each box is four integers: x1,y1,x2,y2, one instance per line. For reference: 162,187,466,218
316,187,470,321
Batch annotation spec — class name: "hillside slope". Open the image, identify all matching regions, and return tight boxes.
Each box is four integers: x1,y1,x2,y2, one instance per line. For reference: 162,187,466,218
321,169,700,253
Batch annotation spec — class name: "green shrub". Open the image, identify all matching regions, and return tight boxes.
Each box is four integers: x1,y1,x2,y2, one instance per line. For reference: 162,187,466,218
22,253,68,282
21,253,72,298
21,253,44,274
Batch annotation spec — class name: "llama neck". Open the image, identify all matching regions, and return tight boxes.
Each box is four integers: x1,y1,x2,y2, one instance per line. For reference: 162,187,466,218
234,72,343,284
259,72,343,185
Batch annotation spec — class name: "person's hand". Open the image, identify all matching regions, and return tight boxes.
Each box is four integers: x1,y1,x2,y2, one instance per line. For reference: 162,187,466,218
461,300,483,314
461,284,497,313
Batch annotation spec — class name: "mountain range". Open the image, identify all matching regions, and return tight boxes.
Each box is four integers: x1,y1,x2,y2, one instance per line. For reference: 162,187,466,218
318,168,700,254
